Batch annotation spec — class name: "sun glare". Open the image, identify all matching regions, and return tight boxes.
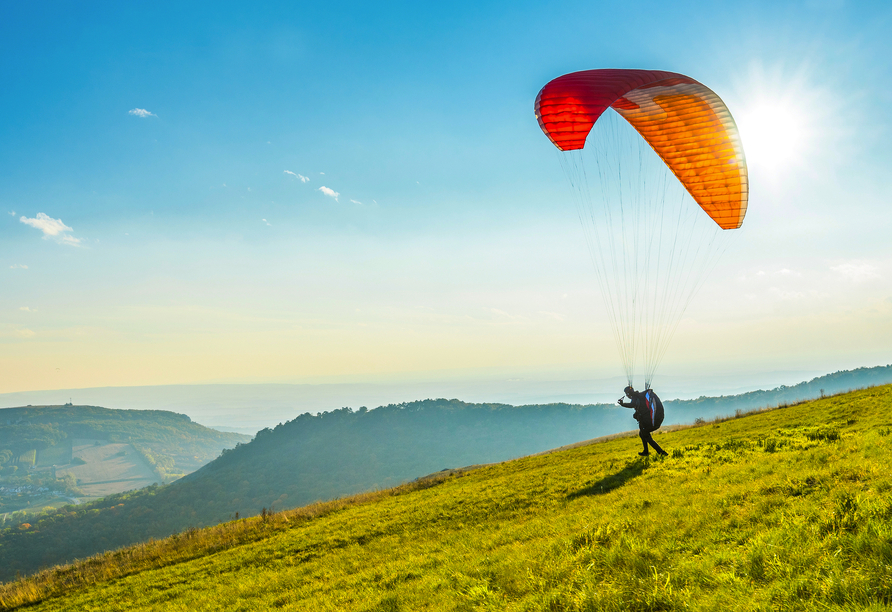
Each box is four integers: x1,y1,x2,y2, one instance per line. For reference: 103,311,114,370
730,63,834,180
737,102,806,171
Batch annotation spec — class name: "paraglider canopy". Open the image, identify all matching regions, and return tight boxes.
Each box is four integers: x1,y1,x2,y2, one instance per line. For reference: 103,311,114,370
535,68,749,388
535,69,748,230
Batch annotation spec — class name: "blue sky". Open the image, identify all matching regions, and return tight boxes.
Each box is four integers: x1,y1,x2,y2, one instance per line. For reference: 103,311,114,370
2,0,891,395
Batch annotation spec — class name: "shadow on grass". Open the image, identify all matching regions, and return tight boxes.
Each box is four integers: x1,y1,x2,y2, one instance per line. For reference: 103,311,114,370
568,458,648,499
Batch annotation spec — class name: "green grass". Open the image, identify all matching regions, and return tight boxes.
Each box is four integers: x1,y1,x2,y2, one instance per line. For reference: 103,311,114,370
3,385,892,611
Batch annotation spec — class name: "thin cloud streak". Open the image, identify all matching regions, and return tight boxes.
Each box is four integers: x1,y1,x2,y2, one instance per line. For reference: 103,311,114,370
20,213,82,246
831,261,881,283
57,235,83,247
318,186,339,201
128,108,156,118
284,170,310,183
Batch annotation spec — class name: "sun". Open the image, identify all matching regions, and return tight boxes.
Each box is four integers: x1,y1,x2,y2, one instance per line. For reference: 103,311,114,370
736,100,807,172
729,63,829,180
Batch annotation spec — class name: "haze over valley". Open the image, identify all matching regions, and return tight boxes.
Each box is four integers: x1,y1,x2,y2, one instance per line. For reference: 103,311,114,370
0,367,841,433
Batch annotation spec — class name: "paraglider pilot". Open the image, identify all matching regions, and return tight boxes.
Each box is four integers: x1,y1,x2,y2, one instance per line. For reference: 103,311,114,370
618,386,668,457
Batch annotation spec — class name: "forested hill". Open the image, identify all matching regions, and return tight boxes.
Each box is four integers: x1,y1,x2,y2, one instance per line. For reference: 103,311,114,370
1,363,890,581
157,363,892,512
664,364,892,418
0,405,250,479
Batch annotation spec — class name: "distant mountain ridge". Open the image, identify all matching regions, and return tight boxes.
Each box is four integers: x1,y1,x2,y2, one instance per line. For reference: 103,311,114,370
0,367,834,431
664,364,892,420
0,363,889,582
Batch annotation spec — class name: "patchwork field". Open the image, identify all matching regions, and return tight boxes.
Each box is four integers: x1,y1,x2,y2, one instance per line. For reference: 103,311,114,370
35,443,71,468
54,440,158,497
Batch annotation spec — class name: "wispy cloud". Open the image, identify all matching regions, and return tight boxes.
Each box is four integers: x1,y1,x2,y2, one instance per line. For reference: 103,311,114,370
350,199,362,205
9,264,27,269
21,213,72,236
768,288,808,301
57,235,83,246
831,261,880,283
318,186,339,202
16,328,36,338
20,213,82,246
539,311,566,321
738,268,802,282
284,170,309,183
489,308,528,322
7,211,14,216
19,306,36,312
128,108,156,118
262,218,271,226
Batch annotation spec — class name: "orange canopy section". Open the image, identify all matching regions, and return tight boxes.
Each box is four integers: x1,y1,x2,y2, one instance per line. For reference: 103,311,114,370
535,69,748,230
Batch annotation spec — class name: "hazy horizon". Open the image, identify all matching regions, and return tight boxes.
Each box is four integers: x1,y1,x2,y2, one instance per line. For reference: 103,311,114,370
2,363,872,431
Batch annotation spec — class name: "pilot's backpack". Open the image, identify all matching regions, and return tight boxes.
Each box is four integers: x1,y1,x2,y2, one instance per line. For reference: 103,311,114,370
643,389,665,430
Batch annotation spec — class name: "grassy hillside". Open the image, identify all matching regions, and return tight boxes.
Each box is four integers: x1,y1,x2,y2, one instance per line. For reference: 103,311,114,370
2,366,890,585
0,400,633,580
2,385,890,611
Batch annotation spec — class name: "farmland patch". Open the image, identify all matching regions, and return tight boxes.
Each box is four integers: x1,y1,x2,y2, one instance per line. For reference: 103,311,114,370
55,440,158,497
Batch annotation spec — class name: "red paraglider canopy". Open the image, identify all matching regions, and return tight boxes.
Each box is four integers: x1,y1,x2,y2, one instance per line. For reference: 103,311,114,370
535,69,748,230
535,69,687,150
